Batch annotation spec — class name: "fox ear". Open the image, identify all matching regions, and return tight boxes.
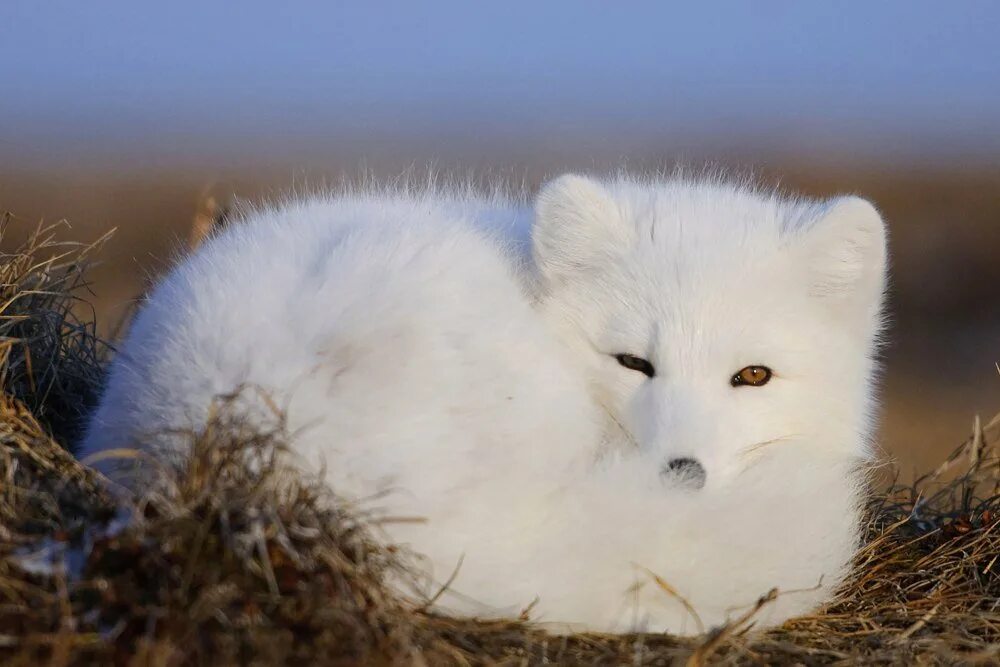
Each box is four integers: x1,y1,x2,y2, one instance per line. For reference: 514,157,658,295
532,174,627,284
797,196,888,321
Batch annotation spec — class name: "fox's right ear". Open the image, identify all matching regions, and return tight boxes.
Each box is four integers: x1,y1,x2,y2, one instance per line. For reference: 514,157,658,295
533,174,627,285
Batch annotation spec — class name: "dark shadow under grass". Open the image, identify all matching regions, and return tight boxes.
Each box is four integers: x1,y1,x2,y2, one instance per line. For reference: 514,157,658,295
0,217,997,665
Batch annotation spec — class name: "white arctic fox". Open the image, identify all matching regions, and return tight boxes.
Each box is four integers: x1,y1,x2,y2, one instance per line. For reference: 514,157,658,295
80,172,887,635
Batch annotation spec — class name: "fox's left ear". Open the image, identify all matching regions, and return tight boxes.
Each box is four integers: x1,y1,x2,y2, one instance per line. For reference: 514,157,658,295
797,196,888,322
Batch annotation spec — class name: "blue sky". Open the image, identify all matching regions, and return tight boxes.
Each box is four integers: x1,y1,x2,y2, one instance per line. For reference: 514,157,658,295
3,2,999,167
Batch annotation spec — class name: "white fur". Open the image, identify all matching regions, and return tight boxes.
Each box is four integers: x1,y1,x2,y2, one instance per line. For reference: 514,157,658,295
81,172,887,634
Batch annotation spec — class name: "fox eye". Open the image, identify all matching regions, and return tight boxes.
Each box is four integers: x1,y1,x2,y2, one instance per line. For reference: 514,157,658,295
615,354,656,378
731,365,772,387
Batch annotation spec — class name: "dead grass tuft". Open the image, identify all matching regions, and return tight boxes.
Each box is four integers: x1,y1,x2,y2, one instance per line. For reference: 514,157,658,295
0,214,111,446
0,217,997,665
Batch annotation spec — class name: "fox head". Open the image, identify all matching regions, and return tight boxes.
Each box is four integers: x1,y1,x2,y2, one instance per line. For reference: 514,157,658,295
532,173,888,492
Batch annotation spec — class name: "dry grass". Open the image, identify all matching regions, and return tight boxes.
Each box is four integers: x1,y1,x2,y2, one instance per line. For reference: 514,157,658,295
0,217,997,665
0,215,111,446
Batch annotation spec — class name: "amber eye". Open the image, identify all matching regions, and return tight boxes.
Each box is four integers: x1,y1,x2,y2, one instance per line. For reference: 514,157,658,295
615,354,656,378
731,365,772,387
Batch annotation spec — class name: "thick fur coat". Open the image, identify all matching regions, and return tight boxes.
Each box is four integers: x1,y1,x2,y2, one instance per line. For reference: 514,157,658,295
81,173,888,633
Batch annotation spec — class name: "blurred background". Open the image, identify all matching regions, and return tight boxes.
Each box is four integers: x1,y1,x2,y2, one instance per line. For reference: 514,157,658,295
1,2,997,474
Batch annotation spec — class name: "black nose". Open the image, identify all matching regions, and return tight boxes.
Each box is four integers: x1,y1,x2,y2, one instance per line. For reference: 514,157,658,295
661,457,707,490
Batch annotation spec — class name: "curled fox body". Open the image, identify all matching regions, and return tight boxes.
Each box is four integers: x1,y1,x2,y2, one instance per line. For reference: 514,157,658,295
83,173,887,633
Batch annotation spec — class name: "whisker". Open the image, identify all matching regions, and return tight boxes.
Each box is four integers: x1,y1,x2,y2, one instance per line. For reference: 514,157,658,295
740,434,801,459
595,397,641,454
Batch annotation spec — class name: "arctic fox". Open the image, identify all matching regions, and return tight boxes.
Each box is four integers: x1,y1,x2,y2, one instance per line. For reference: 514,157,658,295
80,173,887,634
